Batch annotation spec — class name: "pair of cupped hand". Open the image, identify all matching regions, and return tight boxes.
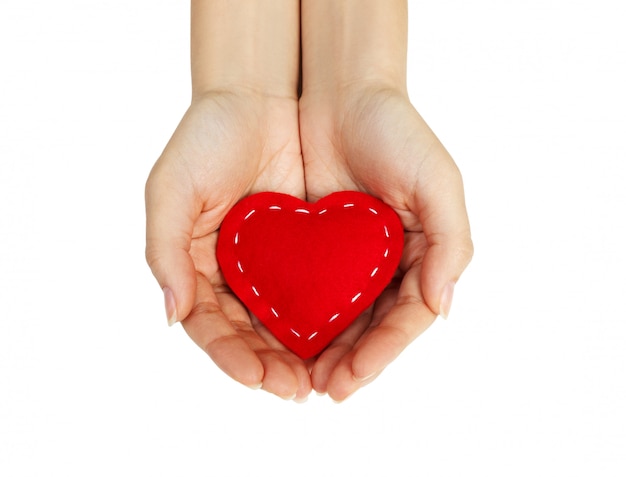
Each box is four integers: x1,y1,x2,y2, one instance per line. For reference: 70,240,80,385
145,85,473,402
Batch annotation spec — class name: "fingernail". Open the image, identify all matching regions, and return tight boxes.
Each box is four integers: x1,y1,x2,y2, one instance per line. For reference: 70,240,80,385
353,371,377,383
246,383,263,390
294,396,309,404
439,281,455,319
163,287,178,326
331,391,355,404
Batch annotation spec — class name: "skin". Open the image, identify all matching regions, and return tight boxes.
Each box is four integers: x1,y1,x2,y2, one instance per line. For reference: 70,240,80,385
145,0,473,402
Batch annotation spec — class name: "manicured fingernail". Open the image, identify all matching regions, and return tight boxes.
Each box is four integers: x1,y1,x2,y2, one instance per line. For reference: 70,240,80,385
246,383,263,390
163,287,178,326
294,396,309,404
439,281,455,319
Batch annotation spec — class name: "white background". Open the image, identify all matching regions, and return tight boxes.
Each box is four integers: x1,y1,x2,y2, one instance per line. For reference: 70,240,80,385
1,1,624,476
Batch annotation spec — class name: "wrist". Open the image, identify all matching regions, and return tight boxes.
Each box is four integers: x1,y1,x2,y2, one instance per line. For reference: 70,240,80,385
190,0,300,99
301,0,408,97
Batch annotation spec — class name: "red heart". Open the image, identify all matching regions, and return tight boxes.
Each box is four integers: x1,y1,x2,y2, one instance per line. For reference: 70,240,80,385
216,191,404,359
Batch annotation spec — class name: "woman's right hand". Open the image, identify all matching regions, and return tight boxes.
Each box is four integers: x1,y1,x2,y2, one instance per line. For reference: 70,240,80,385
145,89,311,401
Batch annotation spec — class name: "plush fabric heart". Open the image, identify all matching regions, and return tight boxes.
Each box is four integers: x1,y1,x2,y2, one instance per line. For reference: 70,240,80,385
216,191,404,359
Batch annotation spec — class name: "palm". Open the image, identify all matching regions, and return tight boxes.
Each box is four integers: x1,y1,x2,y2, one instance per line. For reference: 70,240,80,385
180,92,304,279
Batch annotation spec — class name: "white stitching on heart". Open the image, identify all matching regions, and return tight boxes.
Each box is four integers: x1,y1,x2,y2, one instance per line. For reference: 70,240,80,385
231,200,397,342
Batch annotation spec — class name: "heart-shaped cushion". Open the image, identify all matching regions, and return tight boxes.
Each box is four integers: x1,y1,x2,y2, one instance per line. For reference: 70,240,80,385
216,191,404,359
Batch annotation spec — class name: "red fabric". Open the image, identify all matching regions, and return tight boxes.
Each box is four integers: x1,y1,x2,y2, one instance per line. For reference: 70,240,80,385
217,191,404,359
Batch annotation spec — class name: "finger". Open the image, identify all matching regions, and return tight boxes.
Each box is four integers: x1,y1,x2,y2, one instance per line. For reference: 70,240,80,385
249,317,310,399
182,276,265,389
255,350,308,400
324,350,360,402
311,346,351,396
287,353,314,402
252,351,300,399
348,263,437,382
411,145,474,318
145,162,199,325
201,288,305,399
310,309,372,394
205,280,310,399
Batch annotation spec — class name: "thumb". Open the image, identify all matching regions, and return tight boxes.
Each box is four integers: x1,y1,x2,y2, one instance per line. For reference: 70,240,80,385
145,166,198,326
415,156,473,319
